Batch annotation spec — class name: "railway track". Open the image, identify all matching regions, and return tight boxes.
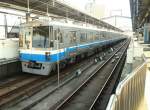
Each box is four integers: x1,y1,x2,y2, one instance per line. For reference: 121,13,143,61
0,40,126,109
0,58,93,108
89,41,129,110
89,49,127,110
0,75,45,107
0,74,34,88
20,41,127,110
53,39,130,110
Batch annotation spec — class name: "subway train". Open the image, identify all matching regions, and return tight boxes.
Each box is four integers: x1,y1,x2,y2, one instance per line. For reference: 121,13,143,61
19,19,126,75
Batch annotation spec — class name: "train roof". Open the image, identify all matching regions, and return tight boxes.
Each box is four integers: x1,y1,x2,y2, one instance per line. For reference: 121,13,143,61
21,19,122,34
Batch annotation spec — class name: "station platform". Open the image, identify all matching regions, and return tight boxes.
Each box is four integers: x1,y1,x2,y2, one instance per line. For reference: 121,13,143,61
126,39,150,110
129,39,150,110
140,42,150,110
0,58,18,65
137,41,150,110
137,66,150,110
0,38,20,79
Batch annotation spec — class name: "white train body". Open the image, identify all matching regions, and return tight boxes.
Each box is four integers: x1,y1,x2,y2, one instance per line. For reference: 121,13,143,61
19,20,126,75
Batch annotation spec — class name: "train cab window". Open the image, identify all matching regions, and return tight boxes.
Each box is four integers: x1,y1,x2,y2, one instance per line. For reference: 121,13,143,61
32,26,49,48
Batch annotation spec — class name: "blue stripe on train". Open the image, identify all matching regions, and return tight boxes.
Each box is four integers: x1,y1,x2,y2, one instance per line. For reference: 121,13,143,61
20,51,66,63
20,39,120,63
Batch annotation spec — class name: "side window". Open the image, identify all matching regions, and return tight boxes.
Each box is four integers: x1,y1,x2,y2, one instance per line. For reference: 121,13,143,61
54,29,63,43
96,32,99,40
54,30,57,40
90,32,93,41
85,33,87,41
80,33,86,42
59,32,63,43
88,32,93,41
92,32,96,41
70,31,76,43
102,33,105,38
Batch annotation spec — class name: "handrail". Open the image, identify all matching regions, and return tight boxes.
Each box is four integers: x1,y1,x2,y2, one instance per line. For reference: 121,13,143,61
106,61,147,110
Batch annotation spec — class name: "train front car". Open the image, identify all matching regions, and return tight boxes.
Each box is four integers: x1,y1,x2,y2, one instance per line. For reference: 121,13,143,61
19,21,57,75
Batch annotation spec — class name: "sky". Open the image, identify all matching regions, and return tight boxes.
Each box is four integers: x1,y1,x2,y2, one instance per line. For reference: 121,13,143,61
62,0,132,31
63,0,131,17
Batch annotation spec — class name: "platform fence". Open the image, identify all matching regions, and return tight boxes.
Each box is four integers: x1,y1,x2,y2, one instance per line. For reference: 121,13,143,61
106,61,147,110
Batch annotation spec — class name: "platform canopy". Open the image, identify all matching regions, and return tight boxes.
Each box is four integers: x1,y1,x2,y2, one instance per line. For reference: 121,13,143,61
0,0,123,32
130,0,150,31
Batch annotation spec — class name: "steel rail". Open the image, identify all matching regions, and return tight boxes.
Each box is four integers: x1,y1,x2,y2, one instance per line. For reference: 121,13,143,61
89,40,130,110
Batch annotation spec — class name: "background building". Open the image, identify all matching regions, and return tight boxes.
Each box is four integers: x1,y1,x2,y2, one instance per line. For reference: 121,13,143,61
85,0,105,19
